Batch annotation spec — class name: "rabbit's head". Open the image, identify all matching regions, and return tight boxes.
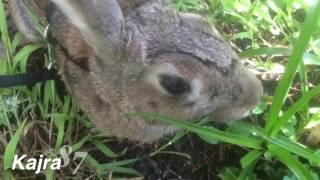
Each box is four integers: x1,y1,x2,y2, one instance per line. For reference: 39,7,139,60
44,0,263,142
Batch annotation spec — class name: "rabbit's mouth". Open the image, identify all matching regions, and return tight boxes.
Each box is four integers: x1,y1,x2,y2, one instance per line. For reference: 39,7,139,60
209,91,262,122
209,107,251,122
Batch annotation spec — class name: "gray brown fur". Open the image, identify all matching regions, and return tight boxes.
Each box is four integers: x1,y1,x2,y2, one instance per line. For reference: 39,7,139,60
9,0,263,142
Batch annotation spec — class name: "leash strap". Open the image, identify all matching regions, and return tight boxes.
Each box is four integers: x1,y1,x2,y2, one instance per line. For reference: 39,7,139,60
0,68,56,88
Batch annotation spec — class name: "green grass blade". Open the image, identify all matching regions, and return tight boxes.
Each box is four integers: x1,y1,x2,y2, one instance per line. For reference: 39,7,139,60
257,132,320,165
198,130,219,144
100,158,141,176
150,130,188,156
85,155,141,176
265,0,320,134
0,0,7,37
270,84,320,136
45,168,54,180
240,150,263,168
12,44,41,72
48,113,70,150
85,155,104,174
71,135,91,152
91,140,119,158
132,113,262,149
268,144,314,180
11,33,24,53
237,161,257,180
297,60,309,130
150,118,209,156
3,119,27,169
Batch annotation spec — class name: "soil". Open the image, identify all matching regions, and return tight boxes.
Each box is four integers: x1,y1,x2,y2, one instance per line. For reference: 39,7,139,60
93,135,246,180
5,121,248,180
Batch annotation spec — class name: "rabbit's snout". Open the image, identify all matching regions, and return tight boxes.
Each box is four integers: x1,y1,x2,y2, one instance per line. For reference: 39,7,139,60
236,61,263,109
208,61,263,122
240,69,263,109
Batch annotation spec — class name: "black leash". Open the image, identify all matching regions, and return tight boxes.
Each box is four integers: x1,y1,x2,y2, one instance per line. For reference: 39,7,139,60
0,68,56,88
0,24,58,88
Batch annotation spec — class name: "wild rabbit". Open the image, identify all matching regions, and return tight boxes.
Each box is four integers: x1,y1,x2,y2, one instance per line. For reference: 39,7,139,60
9,0,263,142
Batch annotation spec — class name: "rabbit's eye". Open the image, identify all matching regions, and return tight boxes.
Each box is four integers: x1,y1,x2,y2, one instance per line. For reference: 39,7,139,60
159,74,191,96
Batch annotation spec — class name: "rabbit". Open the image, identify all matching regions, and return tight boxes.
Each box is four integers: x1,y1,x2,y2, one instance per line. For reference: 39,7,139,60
9,0,263,142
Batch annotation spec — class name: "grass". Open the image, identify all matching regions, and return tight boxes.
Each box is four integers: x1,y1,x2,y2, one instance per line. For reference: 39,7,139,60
1,0,320,179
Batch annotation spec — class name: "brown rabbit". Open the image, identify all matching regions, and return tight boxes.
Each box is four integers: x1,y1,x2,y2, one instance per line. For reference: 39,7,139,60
9,0,263,142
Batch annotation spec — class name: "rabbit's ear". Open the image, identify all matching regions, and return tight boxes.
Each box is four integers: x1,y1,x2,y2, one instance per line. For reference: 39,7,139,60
50,0,125,60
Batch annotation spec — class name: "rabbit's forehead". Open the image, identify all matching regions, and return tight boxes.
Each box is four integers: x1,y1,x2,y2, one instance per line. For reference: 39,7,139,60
143,27,237,75
146,53,210,77
132,5,238,74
